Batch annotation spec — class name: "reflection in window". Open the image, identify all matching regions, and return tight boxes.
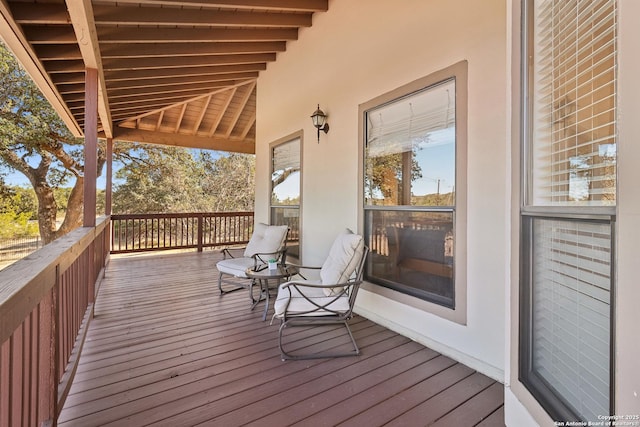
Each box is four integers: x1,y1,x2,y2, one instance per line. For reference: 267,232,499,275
366,210,454,307
271,137,301,258
521,0,616,421
364,77,458,308
365,79,456,208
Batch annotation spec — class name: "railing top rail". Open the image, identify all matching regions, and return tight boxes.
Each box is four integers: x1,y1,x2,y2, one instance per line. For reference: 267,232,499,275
0,216,109,344
111,212,254,220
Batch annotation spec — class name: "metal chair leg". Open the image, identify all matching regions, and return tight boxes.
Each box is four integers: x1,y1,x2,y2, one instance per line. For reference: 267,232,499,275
278,318,360,361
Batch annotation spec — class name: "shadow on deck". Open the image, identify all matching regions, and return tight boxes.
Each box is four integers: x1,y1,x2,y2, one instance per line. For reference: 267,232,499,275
59,251,504,426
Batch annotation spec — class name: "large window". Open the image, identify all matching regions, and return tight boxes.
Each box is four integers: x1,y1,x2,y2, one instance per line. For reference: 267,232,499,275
270,133,301,259
520,0,616,422
362,62,466,311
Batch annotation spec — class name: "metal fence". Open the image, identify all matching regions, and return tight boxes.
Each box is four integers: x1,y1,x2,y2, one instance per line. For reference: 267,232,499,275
0,235,42,263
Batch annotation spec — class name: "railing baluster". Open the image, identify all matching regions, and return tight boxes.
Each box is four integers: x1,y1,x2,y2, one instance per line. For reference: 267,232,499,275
108,212,254,254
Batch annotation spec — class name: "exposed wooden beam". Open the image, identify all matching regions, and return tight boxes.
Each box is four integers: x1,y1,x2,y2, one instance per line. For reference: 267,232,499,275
84,68,98,227
102,53,275,71
92,5,312,27
111,127,255,154
103,63,266,82
22,25,77,44
105,73,257,90
51,72,85,85
67,94,194,113
175,104,188,133
155,111,165,130
94,0,328,12
110,92,220,109
192,95,212,134
66,0,113,138
110,98,204,114
240,114,256,140
209,87,237,137
11,3,69,25
225,81,255,138
122,83,242,121
100,41,286,58
97,27,298,43
34,44,82,61
44,59,86,73
59,83,89,95
110,101,202,116
108,81,233,99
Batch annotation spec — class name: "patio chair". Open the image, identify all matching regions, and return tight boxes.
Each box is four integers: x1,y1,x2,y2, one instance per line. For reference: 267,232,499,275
216,223,289,296
273,230,368,360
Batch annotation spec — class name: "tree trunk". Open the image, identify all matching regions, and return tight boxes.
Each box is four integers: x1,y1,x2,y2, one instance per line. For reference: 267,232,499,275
56,176,84,238
31,174,58,245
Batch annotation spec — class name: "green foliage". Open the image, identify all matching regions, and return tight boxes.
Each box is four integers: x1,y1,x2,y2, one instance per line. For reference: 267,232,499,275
113,144,255,214
0,44,80,171
365,150,423,204
0,42,96,243
0,185,36,218
201,151,255,212
0,209,38,239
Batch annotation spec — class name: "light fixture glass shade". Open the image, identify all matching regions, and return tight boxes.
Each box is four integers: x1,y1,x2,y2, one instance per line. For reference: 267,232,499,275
311,105,327,128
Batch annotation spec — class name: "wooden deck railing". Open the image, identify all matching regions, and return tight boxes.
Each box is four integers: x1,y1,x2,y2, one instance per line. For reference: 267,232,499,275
110,212,255,254
0,217,109,427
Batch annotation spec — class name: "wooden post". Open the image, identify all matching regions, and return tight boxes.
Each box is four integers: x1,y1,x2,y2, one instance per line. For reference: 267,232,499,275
402,151,412,205
83,68,98,227
105,138,113,216
197,214,204,252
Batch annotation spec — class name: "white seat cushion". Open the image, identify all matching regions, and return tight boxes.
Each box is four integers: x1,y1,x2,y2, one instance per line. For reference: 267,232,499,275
319,230,365,296
273,281,351,318
216,257,257,278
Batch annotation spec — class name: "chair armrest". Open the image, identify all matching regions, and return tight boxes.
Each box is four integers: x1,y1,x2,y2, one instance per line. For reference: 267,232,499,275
221,247,246,259
285,263,321,270
282,280,361,291
285,263,322,280
251,248,287,263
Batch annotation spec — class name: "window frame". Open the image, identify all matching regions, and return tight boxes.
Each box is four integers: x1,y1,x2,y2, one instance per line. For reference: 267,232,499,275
519,0,617,421
358,61,468,325
269,130,303,262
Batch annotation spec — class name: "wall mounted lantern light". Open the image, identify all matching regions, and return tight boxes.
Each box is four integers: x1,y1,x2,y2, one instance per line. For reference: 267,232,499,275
311,104,329,143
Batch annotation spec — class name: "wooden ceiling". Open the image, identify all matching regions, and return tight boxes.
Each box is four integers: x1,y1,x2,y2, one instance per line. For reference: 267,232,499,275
0,0,329,153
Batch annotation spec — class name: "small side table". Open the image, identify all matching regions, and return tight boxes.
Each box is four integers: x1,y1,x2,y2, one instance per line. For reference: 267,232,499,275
245,264,299,321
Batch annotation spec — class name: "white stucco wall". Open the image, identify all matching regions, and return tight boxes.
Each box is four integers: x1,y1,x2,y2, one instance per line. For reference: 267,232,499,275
256,0,508,380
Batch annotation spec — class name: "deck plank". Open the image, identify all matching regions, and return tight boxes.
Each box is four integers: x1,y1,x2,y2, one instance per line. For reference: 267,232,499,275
58,251,504,426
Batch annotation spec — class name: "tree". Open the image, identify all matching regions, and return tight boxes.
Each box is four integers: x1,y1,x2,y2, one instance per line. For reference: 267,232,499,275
201,151,255,212
113,145,254,213
365,150,422,205
0,43,107,243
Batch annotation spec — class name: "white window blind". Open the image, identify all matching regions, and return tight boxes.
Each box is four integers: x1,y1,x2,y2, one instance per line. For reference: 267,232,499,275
532,218,611,420
366,79,455,158
531,0,616,206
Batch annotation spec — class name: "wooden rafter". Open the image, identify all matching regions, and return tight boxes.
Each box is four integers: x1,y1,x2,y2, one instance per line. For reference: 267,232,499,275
209,87,238,137
225,81,256,138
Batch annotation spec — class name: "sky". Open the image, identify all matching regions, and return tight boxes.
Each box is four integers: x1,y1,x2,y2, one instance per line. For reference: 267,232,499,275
2,164,109,190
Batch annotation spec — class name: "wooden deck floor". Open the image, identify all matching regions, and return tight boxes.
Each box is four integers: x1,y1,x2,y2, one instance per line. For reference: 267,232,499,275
58,251,504,427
